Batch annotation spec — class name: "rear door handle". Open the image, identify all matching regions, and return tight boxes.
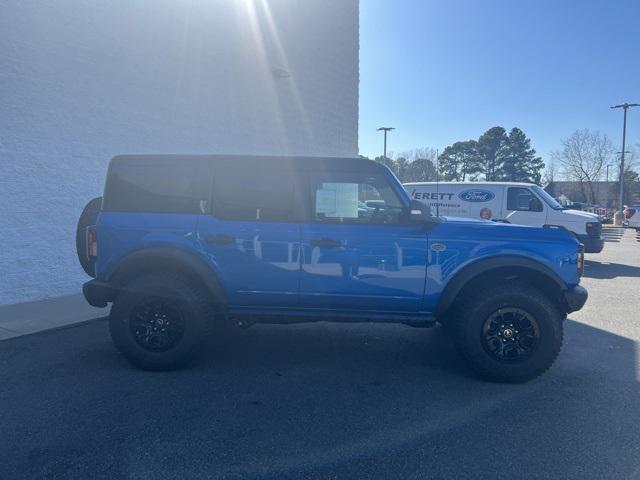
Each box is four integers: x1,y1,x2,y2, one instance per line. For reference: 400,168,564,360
205,234,236,245
310,238,342,248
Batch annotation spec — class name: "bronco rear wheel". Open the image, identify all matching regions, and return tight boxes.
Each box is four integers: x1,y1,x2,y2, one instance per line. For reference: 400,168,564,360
109,273,213,371
450,282,563,383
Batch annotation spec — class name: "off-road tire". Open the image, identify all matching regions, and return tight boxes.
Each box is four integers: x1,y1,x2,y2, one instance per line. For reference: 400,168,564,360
76,197,102,277
109,272,214,371
450,281,563,383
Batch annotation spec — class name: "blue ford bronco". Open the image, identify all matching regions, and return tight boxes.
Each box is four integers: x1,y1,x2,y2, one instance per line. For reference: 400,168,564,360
79,155,587,382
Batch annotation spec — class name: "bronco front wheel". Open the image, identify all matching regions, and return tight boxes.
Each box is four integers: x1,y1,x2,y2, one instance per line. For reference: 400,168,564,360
450,282,563,383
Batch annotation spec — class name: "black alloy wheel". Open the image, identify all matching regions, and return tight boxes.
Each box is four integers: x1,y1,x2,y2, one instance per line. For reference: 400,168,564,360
481,307,540,363
129,298,186,352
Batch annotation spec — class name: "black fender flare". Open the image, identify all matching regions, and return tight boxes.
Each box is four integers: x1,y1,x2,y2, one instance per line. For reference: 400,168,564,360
435,255,566,316
105,247,227,306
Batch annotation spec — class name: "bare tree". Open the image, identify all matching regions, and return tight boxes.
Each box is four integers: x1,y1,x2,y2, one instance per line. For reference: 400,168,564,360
551,129,614,204
542,157,559,185
397,148,437,163
394,148,437,182
624,145,638,172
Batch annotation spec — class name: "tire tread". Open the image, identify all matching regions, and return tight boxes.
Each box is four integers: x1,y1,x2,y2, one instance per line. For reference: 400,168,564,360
109,271,216,370
450,281,563,383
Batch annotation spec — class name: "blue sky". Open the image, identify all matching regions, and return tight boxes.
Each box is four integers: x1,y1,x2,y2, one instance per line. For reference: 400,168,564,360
359,0,640,165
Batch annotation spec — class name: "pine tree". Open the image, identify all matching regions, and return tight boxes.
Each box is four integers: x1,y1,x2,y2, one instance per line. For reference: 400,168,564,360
395,157,410,182
406,157,437,182
478,127,508,181
438,140,481,181
499,128,544,183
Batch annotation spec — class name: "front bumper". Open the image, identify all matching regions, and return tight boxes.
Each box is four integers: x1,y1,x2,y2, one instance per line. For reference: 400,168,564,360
564,285,588,313
83,280,117,308
577,234,604,254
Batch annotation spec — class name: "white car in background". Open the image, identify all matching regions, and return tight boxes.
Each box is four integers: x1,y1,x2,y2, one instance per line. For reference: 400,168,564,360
624,206,640,230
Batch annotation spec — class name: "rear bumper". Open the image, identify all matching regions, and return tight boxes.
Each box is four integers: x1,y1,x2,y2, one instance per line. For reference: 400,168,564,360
563,285,588,314
83,280,117,308
577,234,604,254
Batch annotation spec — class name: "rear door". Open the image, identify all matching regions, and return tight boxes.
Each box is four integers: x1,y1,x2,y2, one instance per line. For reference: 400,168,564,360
300,171,429,312
198,166,302,307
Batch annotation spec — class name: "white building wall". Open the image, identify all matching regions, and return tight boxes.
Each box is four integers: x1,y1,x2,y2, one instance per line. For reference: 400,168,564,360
0,0,359,305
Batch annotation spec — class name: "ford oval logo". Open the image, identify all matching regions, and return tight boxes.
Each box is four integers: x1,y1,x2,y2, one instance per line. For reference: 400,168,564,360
458,189,495,202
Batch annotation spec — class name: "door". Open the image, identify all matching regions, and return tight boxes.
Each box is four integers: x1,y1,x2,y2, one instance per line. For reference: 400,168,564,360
503,186,547,226
300,171,429,312
198,167,302,307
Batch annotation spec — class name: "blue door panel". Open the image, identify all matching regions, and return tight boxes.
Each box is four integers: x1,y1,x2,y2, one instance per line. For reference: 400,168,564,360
197,216,301,306
300,224,428,312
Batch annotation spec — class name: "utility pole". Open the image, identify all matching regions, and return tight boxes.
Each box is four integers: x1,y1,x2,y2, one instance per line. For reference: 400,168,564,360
376,127,395,159
606,164,611,183
606,164,612,208
614,151,631,209
611,103,639,210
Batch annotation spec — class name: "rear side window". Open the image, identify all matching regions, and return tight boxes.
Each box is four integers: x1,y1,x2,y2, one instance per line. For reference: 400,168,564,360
103,161,210,213
213,168,296,222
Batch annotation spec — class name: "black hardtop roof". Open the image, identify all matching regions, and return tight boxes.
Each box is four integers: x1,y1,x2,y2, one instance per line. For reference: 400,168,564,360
109,154,384,173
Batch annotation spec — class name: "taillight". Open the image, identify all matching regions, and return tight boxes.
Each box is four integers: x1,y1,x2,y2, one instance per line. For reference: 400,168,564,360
577,245,584,277
86,226,97,259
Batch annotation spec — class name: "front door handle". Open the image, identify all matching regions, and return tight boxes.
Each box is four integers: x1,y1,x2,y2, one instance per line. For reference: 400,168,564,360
205,234,236,245
310,238,342,248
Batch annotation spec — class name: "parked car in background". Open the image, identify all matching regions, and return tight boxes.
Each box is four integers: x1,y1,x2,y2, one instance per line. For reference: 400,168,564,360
79,155,587,383
625,206,640,230
404,182,605,253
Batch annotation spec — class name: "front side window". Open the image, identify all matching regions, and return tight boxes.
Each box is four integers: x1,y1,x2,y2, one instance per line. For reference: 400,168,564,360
507,187,542,212
311,173,405,225
213,168,295,222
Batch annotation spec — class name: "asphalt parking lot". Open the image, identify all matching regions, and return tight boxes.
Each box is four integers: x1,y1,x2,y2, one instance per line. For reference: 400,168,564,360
2,228,639,480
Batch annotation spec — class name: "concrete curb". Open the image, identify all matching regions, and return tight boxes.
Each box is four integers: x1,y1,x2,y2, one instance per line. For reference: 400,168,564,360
0,294,109,341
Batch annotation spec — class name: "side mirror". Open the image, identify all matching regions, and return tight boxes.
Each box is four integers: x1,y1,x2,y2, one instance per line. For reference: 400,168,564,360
408,199,431,222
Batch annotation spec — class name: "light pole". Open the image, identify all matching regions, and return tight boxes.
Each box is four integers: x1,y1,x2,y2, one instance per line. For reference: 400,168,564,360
611,103,639,210
613,151,631,209
376,127,395,159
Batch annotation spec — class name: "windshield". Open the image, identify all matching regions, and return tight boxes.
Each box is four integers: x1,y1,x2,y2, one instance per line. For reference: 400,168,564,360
531,185,564,210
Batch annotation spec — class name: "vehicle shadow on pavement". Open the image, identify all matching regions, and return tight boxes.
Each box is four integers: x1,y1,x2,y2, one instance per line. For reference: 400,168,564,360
583,259,640,279
1,318,639,479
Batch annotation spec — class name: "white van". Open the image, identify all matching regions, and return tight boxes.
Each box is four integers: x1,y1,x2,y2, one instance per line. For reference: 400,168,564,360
404,182,604,253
